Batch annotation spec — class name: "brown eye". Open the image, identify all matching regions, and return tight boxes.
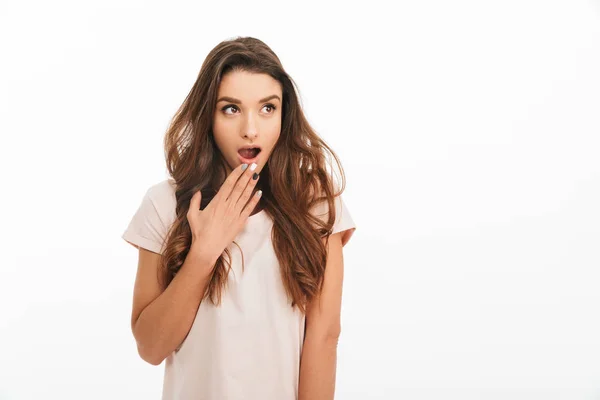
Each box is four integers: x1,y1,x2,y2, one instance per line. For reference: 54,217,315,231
263,104,276,113
222,105,238,115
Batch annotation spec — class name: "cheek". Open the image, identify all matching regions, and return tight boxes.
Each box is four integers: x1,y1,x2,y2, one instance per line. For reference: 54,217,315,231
211,132,232,159
267,120,281,141
265,131,281,153
213,113,233,130
212,119,233,148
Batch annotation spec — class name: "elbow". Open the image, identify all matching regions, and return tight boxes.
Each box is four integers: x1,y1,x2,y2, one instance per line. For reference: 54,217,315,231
324,319,342,343
306,323,341,347
145,356,165,366
137,343,165,366
323,321,341,343
132,320,166,366
324,327,341,347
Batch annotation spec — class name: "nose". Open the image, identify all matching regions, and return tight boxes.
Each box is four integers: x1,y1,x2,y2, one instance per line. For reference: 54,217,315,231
243,111,258,141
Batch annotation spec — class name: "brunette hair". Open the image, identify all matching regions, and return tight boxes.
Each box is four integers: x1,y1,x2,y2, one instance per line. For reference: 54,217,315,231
160,36,345,313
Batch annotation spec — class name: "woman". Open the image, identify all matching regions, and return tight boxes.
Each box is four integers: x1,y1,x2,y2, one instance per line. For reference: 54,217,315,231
122,36,356,400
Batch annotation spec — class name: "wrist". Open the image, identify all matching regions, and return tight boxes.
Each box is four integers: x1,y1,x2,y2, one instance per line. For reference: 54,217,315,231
189,240,219,268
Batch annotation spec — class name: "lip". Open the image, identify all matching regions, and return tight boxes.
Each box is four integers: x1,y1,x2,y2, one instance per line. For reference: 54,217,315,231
237,150,261,164
238,144,262,151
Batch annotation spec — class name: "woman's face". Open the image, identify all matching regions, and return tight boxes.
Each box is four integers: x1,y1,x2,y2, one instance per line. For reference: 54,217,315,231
213,70,282,176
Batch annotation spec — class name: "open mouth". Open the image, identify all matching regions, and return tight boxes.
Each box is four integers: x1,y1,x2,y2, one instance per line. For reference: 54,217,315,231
238,147,262,160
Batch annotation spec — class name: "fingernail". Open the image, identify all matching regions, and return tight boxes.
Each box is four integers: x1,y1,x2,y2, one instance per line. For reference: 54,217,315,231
250,163,257,171
241,164,248,171
256,190,262,197
252,173,259,180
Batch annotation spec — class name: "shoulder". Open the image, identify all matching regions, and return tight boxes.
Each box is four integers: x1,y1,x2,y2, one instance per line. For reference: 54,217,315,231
307,179,356,241
145,178,177,226
122,178,178,254
146,178,176,200
307,178,343,217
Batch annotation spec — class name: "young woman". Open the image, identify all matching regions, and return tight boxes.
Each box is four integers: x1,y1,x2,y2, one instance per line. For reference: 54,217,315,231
122,36,356,400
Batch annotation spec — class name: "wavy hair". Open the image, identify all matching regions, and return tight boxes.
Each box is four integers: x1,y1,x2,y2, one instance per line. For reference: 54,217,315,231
159,36,346,313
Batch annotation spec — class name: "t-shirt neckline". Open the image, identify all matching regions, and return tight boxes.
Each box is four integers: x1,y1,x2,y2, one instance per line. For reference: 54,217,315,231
247,208,266,221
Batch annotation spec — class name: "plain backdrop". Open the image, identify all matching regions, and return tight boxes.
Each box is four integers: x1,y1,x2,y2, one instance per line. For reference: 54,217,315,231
1,1,599,399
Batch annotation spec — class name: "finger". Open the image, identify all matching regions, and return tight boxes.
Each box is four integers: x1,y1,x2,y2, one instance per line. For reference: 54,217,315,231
240,189,263,218
228,163,257,203
235,171,260,211
188,189,202,214
215,163,249,203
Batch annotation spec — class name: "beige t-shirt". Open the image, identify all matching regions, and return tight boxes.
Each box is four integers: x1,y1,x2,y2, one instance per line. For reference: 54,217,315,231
122,178,356,400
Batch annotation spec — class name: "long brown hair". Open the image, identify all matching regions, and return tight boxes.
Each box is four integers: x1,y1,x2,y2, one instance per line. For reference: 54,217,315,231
160,36,346,313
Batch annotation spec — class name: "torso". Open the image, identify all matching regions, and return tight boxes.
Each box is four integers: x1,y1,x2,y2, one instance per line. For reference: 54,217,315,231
161,207,305,400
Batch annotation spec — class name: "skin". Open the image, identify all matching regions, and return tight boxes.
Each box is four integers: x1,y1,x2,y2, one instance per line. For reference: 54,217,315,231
298,232,345,400
212,69,282,215
209,69,345,399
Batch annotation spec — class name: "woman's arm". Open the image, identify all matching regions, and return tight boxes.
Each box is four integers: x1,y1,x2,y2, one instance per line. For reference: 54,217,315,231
131,244,216,365
298,232,345,400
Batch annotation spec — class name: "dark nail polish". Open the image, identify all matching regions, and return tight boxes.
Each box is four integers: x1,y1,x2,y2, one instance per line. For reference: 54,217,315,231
252,173,259,180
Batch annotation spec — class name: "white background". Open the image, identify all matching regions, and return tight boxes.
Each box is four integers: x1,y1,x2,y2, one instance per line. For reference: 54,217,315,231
1,0,599,399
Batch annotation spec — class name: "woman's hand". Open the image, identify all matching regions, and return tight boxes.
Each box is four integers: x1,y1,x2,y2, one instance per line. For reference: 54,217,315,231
187,163,262,263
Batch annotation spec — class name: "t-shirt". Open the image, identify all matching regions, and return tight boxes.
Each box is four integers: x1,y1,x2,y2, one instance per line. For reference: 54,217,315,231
122,178,357,400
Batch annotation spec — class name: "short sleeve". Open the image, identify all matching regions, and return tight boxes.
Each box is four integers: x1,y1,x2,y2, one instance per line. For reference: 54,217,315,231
311,194,357,247
121,180,176,255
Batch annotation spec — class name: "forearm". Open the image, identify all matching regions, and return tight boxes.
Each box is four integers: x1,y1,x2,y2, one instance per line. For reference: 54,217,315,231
298,332,339,400
133,244,215,365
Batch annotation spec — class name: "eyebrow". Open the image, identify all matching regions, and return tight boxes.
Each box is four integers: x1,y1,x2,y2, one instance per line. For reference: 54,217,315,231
216,94,281,104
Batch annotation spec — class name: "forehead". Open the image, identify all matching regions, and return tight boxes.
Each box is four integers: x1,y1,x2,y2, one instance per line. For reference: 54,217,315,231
218,70,282,99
